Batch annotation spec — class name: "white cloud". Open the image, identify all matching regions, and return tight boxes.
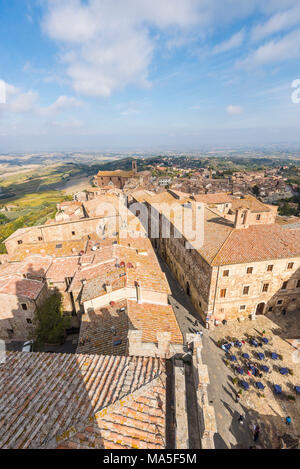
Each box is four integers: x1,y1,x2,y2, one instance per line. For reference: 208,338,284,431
213,30,245,54
251,5,300,42
226,105,243,115
42,0,203,97
40,96,83,115
240,28,300,68
0,81,83,118
8,90,39,113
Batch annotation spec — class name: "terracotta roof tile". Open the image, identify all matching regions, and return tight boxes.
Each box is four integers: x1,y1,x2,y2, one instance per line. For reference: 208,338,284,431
0,352,166,449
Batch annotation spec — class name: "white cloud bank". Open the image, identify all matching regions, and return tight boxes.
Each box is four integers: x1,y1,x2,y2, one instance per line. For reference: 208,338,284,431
0,81,82,116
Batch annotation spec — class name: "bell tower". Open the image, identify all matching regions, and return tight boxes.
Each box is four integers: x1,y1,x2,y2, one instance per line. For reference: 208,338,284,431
132,160,138,176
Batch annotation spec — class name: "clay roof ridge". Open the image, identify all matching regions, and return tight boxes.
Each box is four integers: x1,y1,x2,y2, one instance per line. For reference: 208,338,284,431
47,365,166,449
210,229,236,266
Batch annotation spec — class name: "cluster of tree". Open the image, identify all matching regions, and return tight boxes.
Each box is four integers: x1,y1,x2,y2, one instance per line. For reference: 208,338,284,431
33,292,70,350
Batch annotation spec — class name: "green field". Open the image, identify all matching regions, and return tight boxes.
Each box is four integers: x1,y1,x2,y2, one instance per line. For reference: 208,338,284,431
0,164,84,254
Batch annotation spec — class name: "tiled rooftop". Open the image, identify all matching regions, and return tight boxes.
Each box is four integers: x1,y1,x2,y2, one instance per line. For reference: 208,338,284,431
9,239,88,262
0,277,44,300
76,299,182,356
135,190,300,266
0,352,166,449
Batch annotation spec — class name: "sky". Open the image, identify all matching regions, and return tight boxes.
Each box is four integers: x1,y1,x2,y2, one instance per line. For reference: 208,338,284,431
1,0,300,152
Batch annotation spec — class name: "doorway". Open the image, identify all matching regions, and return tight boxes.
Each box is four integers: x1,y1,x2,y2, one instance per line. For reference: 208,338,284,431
256,302,265,315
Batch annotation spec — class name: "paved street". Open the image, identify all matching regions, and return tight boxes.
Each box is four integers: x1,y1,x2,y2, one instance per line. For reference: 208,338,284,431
158,256,265,449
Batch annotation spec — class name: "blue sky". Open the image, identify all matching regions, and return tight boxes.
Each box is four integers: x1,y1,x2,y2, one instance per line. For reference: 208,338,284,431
1,0,300,152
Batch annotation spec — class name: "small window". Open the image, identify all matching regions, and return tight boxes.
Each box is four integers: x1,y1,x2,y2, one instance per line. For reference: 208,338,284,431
223,270,229,277
256,214,261,221
247,267,253,274
267,265,273,272
56,244,62,249
281,281,288,290
262,283,269,293
26,318,32,324
72,231,76,236
268,306,273,312
220,289,227,298
287,262,294,270
277,300,283,305
18,240,23,245
297,280,300,288
21,303,28,311
240,305,246,311
243,286,250,295
38,237,43,242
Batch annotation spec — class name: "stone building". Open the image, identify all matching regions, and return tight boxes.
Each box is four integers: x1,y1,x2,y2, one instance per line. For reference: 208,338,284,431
94,160,138,189
0,258,49,340
131,190,300,324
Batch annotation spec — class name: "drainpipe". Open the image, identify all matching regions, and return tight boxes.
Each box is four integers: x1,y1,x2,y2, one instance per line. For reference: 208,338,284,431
212,266,221,319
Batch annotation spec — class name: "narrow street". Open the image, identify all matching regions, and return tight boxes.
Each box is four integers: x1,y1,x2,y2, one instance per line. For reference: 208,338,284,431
158,255,260,449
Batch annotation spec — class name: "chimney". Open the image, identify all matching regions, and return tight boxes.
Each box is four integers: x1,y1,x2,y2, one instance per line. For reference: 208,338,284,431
136,281,142,304
157,332,171,357
234,208,250,229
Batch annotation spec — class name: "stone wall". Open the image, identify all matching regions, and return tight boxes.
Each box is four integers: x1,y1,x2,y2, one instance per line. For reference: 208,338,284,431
5,216,121,254
127,330,183,358
186,334,217,449
0,283,48,340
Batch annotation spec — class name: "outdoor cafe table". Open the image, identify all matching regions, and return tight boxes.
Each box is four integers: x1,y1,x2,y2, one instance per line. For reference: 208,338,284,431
240,380,249,390
271,353,279,360
274,384,282,394
280,368,289,375
257,353,265,360
261,365,269,373
256,382,265,390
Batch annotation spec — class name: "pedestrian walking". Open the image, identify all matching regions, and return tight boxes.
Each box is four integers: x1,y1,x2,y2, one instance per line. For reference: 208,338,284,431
235,393,240,404
286,416,291,425
238,414,244,425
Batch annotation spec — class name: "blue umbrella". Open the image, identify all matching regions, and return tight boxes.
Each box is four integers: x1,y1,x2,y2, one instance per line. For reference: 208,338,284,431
271,353,278,360
256,382,264,390
280,367,289,375
251,339,258,347
240,380,249,390
242,353,250,359
235,341,242,348
262,338,269,344
274,384,282,394
237,367,244,375
257,353,265,360
261,365,269,373
230,355,237,362
295,386,300,394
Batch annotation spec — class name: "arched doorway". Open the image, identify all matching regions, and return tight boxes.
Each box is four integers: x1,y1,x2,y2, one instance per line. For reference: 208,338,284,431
256,302,265,315
186,282,191,296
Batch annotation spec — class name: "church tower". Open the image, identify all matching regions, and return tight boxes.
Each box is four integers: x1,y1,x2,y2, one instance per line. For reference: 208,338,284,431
132,160,138,176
